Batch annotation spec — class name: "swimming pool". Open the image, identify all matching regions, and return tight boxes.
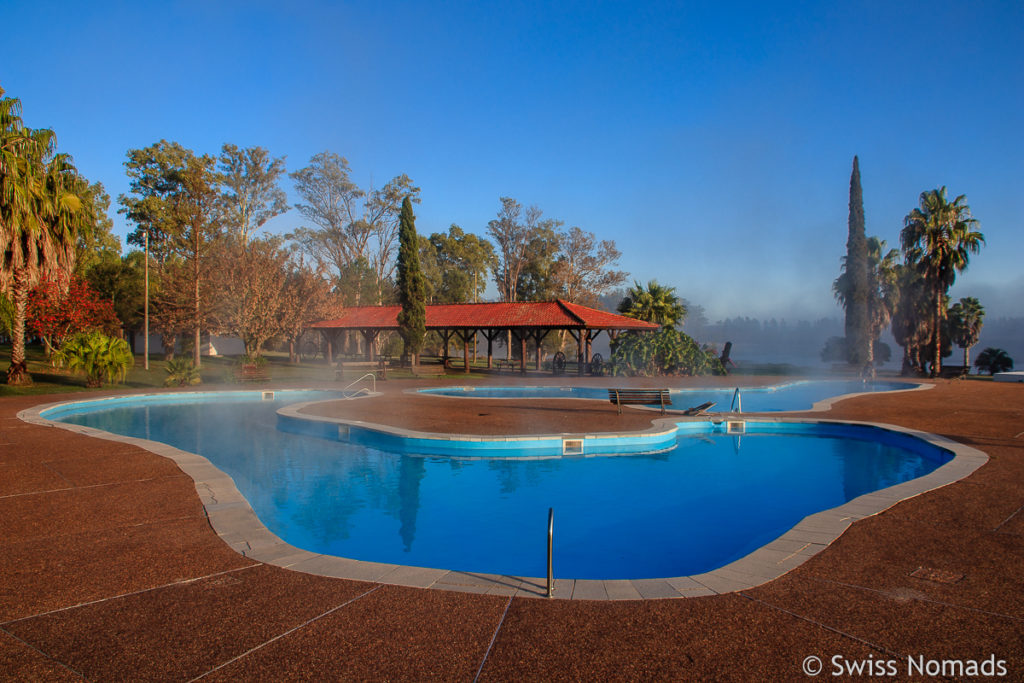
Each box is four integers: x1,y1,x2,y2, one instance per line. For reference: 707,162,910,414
40,389,957,581
418,379,920,412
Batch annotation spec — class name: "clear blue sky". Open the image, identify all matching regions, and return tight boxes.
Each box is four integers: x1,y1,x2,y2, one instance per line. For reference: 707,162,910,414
6,1,1023,320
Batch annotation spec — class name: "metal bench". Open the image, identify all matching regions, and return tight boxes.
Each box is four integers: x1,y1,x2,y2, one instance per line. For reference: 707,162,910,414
238,364,269,382
495,359,516,372
938,365,967,379
413,363,446,378
608,388,672,414
336,360,386,380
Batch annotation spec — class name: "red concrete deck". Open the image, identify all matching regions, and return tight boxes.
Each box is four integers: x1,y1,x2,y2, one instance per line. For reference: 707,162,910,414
1,377,1023,680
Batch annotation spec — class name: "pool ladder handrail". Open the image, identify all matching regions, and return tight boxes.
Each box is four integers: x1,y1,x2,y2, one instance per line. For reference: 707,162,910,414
342,372,376,397
730,387,742,413
547,507,554,598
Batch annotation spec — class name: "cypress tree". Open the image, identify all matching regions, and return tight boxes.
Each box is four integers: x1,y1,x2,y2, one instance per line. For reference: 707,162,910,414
396,196,426,366
845,156,869,367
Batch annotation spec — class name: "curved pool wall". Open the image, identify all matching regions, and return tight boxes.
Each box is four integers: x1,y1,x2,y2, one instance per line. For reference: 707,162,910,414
277,402,679,457
20,389,988,600
277,401,940,459
416,379,926,413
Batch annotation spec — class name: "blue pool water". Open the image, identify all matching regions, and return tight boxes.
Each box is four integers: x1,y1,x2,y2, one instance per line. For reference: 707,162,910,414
44,390,950,580
418,380,918,412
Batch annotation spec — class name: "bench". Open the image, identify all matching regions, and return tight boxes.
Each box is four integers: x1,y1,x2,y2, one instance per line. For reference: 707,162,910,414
413,363,446,378
336,360,386,380
938,365,967,379
238,364,269,382
608,388,672,414
494,359,517,373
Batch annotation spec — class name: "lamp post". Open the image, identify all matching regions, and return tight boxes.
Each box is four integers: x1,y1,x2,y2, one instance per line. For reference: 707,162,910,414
143,228,149,371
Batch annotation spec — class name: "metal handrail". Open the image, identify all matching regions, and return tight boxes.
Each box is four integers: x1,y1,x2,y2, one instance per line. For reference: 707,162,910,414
730,387,742,413
342,372,376,397
547,507,554,598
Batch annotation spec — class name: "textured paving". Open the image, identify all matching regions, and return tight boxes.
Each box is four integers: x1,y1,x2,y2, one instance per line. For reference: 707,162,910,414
1,376,1022,680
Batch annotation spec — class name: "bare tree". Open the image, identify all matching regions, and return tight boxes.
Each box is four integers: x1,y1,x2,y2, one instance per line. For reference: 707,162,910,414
488,197,532,302
280,256,335,363
288,151,365,277
212,236,290,359
289,152,418,305
553,226,627,306
218,144,288,245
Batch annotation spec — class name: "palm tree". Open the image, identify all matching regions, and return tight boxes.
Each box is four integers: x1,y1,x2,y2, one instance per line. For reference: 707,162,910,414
890,265,932,375
1,89,85,384
834,236,899,376
617,280,687,328
900,187,984,377
948,297,985,371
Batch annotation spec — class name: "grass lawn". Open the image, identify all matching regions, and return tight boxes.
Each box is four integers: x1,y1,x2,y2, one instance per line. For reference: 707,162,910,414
0,343,489,397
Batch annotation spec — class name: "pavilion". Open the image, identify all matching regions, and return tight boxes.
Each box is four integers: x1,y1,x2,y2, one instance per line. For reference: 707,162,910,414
311,300,660,375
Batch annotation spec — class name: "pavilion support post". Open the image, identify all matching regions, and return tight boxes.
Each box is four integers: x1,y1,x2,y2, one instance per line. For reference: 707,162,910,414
519,330,527,374
483,329,503,369
361,330,378,361
568,329,584,376
438,329,454,367
585,330,596,365
533,330,551,371
321,330,334,365
455,329,474,374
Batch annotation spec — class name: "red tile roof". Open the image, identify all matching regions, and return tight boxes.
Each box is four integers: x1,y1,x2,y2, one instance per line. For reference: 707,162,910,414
311,300,659,331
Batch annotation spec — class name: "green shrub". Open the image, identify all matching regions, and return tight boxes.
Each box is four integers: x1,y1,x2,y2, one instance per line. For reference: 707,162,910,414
610,328,723,377
53,331,133,388
165,357,202,387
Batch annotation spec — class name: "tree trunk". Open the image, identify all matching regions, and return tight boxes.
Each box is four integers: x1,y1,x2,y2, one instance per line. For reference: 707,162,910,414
931,287,942,378
901,344,914,376
864,337,875,379
6,268,32,385
162,334,177,361
964,345,971,373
